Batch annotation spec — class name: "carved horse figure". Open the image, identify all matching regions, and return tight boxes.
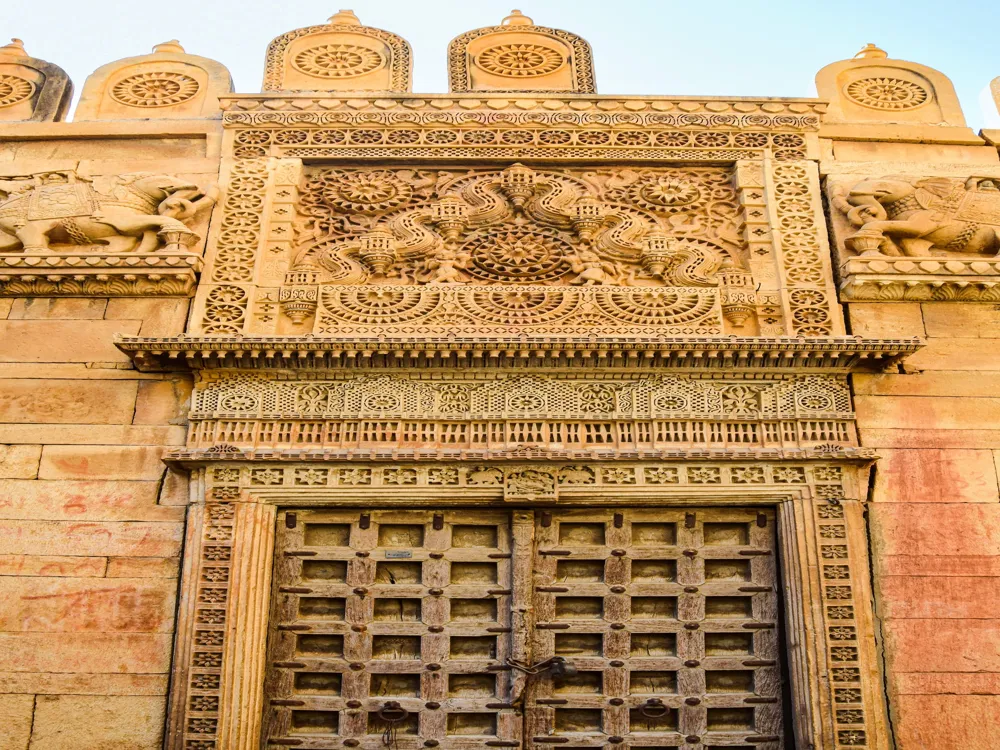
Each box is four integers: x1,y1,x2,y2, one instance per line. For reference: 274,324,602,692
834,176,1000,257
0,172,218,253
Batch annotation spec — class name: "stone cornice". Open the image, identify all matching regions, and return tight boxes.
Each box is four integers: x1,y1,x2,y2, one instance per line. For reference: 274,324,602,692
116,335,921,373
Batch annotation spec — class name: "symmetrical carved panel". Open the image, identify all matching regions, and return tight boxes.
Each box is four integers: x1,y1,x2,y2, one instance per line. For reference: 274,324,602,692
0,169,218,296
828,171,1000,301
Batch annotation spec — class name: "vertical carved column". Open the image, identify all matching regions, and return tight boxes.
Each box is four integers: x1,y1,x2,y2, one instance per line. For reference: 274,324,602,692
735,158,786,335
217,499,277,750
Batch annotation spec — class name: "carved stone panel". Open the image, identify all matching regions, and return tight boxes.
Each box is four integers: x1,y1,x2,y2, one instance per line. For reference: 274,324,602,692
0,38,72,122
827,170,1000,301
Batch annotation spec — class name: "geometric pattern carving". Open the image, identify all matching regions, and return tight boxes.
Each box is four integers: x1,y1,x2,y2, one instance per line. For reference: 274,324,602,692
844,77,929,111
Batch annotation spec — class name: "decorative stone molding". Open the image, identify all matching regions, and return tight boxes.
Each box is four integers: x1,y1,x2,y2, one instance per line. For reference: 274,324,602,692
0,169,218,297
827,170,1000,301
165,459,888,750
448,10,595,94
262,11,412,93
0,38,72,122
816,43,966,127
75,40,233,120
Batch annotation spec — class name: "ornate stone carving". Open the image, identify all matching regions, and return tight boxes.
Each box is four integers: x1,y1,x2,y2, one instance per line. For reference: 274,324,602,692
0,73,34,107
0,171,217,254
0,38,72,122
843,76,929,111
829,172,1000,301
109,70,200,107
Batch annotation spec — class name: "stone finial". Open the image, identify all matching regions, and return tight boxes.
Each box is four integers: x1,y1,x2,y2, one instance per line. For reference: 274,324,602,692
854,43,888,59
0,37,72,121
501,9,534,25
263,13,411,92
328,9,362,25
448,10,595,93
152,40,186,54
75,41,232,120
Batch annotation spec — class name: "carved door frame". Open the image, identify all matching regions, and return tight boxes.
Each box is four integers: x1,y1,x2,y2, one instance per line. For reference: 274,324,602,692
165,459,887,750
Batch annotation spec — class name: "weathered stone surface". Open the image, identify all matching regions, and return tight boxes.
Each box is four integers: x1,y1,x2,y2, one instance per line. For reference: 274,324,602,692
921,303,1000,338
854,371,1000,398
877,554,1000,577
105,557,178,578
905,338,1000,371
0,425,187,446
872,449,999,503
0,480,181,522
860,428,1000,449
0,555,106,577
0,445,40,479
38,447,166,481
103,298,190,336
0,693,32,750
27,695,166,750
0,578,176,632
870,504,1000,557
0,321,140,363
856,396,1000,431
0,672,168,695
847,302,924,338
0,633,172,673
8,298,107,320
0,521,182,558
895,695,1000,749
885,619,1000,672
0,380,137,424
879,575,1000,618
132,379,191,425
894,672,1000,695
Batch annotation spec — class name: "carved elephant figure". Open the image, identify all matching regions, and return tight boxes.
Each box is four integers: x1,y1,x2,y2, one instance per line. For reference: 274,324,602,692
0,172,219,253
833,176,1000,257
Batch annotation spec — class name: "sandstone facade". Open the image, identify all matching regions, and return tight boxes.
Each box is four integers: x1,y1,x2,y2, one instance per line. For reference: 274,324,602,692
0,11,998,750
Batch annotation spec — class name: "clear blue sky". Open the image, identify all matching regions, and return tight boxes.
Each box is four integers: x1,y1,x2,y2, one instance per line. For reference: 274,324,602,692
4,0,998,129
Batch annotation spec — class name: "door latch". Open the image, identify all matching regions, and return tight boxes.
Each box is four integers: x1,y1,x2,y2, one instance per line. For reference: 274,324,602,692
506,656,578,679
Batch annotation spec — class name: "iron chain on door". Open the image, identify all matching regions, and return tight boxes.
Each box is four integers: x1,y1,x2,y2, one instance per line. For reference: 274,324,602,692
263,507,783,750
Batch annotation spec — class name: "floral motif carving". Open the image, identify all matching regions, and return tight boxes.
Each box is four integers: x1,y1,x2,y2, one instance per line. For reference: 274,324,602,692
110,72,200,107
476,43,565,78
844,77,928,110
0,74,34,107
291,43,385,79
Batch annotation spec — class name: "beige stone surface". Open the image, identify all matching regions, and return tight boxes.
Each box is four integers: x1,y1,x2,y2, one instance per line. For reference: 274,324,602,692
0,693,33,750
0,321,139,363
0,555,107,577
105,557,178,578
0,577,176,632
0,633,172,673
904,338,1000,371
847,302,924,338
856,396,1000,431
0,672,168,696
37,446,166,481
859,428,1000,449
872,449,999,503
921,303,1000,338
854,371,1000,398
0,479,177,522
0,521,182,558
0,425,186,447
132,380,190,425
103,298,190,336
0,380,137,425
27,695,165,750
8,299,107,320
0,445,40,479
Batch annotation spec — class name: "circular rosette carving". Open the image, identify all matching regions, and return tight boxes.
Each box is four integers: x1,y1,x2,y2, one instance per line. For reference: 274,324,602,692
319,171,413,213
466,288,576,325
464,228,572,284
292,44,385,79
844,77,929,110
475,43,565,78
110,72,200,107
0,75,35,108
628,175,703,212
322,287,439,324
597,289,718,325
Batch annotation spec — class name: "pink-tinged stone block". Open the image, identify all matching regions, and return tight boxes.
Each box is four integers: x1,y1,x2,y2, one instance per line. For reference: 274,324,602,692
894,672,1000,695
877,555,1000,577
0,320,140,363
105,557,179,578
885,619,1000,672
0,521,182,558
0,480,181,522
28,695,165,750
0,577,176,633
0,555,106,577
856,395,1000,431
0,445,40,479
869,504,1000,558
132,378,192,425
38,446,166,481
0,672,168,695
895,695,1000,749
860,429,1000,449
0,694,33,750
0,379,137,424
879,576,1000,619
872,448,999,503
854,371,1000,398
0,632,172,673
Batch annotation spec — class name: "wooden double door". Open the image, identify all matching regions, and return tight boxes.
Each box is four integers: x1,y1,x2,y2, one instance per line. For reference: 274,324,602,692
263,507,784,750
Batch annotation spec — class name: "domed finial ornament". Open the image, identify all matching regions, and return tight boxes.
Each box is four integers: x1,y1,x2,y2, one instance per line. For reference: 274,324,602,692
328,9,362,25
854,43,888,59
0,38,27,59
152,40,186,54
501,9,534,25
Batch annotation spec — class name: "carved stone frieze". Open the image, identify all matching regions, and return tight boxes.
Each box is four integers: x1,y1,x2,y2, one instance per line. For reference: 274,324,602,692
828,171,1000,301
0,169,217,296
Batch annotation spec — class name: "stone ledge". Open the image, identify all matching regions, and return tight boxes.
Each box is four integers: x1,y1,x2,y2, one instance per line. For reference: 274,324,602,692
0,253,203,297
839,256,1000,302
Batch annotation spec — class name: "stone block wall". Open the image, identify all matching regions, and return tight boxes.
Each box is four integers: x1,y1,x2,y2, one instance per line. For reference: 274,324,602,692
0,296,193,750
849,302,1000,749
